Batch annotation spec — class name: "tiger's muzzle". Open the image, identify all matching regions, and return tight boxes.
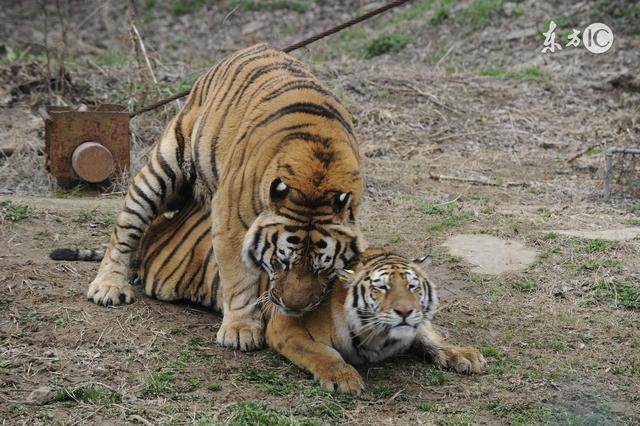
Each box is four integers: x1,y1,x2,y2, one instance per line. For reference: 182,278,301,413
267,265,335,316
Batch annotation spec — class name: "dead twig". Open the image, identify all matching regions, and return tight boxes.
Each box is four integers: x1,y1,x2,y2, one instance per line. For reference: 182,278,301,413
429,172,529,188
566,143,601,163
54,0,69,96
434,41,456,68
400,82,462,115
128,16,159,90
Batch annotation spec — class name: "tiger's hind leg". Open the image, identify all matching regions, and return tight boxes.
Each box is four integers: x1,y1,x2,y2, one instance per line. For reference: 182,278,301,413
137,202,221,310
413,322,486,374
87,120,187,306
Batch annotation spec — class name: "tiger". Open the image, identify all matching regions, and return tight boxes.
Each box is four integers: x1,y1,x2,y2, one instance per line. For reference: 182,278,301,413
267,247,487,394
82,43,366,351
54,208,484,394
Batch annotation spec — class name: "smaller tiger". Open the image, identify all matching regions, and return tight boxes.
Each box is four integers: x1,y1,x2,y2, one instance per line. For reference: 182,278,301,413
266,248,486,394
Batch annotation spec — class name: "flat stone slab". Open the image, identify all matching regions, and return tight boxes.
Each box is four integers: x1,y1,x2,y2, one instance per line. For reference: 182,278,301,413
551,228,640,242
443,234,538,275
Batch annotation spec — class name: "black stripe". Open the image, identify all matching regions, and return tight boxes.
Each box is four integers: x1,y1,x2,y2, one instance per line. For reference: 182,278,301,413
123,206,150,225
262,80,338,103
147,161,167,202
132,184,159,217
175,116,186,168
156,151,178,192
140,172,161,199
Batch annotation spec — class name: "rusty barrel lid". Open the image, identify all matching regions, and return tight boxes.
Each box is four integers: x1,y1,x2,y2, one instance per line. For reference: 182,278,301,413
71,141,116,183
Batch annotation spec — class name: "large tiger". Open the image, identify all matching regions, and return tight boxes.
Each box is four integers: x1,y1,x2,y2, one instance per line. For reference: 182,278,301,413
84,43,365,351
54,209,485,394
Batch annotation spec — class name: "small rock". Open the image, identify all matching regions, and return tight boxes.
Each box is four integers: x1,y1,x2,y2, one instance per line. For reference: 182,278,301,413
26,386,54,405
443,234,538,275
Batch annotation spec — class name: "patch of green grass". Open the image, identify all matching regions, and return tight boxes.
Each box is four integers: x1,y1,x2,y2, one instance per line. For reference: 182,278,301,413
487,400,550,425
421,201,457,215
540,16,574,33
237,366,298,396
594,280,640,310
93,52,128,65
143,371,175,397
0,201,30,222
417,401,436,411
0,360,11,374
512,280,536,293
186,377,199,391
429,8,449,25
336,28,367,49
459,0,507,30
425,369,448,386
582,259,602,271
481,346,519,375
371,383,393,398
364,33,413,58
387,234,401,244
171,0,206,16
55,386,122,404
584,239,616,254
427,46,448,63
206,382,222,391
73,208,114,227
444,416,473,426
551,340,568,351
428,213,473,232
298,386,354,421
393,0,434,22
544,232,559,240
230,0,308,13
229,402,308,426
0,46,48,65
479,67,545,81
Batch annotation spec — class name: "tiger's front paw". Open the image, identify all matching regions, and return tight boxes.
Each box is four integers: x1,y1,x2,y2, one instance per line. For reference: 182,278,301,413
87,274,135,306
216,318,265,351
315,363,364,395
438,346,486,374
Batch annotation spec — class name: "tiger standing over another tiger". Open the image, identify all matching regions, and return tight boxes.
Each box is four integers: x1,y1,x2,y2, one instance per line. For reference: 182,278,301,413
86,44,366,351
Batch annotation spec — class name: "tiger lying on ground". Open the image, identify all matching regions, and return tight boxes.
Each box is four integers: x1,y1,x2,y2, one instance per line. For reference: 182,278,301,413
83,43,365,351
52,206,485,394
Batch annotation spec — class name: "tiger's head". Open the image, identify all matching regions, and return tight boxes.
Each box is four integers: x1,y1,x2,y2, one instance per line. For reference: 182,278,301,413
341,248,437,342
242,173,365,316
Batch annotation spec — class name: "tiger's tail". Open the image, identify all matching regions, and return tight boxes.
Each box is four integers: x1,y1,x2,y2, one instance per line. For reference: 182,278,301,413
49,248,104,262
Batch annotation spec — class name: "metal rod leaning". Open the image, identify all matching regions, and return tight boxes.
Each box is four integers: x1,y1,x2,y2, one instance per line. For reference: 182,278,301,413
129,0,414,117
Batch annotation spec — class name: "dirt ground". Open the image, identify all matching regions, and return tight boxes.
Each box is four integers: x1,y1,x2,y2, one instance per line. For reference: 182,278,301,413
1,0,640,425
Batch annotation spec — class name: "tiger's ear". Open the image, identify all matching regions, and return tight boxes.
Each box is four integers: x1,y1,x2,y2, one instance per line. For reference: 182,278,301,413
270,178,290,202
413,255,431,270
337,268,355,286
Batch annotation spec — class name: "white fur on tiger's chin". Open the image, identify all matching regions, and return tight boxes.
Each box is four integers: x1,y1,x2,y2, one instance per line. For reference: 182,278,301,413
388,324,418,340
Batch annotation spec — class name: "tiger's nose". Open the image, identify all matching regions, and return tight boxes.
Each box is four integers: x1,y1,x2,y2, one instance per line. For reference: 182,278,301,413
394,308,414,319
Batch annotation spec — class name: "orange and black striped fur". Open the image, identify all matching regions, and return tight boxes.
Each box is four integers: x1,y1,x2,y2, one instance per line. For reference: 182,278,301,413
266,248,486,394
85,44,365,351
